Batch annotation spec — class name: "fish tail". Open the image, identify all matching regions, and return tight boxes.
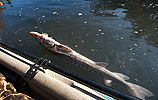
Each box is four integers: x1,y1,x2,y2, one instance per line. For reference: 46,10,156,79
125,82,154,100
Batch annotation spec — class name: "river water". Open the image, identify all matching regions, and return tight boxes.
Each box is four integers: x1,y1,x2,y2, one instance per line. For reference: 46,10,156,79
0,0,158,100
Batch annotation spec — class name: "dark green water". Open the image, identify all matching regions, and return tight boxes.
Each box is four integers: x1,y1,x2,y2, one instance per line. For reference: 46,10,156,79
0,0,158,99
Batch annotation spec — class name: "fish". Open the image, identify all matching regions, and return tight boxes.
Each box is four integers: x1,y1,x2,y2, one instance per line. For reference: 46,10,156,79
30,31,154,100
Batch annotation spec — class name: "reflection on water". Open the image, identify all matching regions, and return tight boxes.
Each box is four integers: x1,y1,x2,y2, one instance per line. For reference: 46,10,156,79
90,0,158,48
0,0,158,100
124,0,158,50
0,6,6,32
0,0,12,33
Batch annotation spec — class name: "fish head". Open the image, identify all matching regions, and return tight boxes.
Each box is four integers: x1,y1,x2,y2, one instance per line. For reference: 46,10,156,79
30,31,56,49
30,31,72,53
30,31,50,41
30,31,42,40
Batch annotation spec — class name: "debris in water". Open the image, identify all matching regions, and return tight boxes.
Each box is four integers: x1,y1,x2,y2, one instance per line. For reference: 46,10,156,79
42,15,45,18
75,45,78,48
134,31,138,34
53,12,57,15
134,43,138,46
98,29,101,31
78,13,82,16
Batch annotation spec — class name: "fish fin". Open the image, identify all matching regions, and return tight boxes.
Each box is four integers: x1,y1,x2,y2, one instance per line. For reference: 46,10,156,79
113,72,129,80
126,82,154,100
56,44,72,53
104,79,112,87
96,62,108,68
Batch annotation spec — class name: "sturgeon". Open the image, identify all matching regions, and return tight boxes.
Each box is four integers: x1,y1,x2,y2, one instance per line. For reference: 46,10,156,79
30,31,153,100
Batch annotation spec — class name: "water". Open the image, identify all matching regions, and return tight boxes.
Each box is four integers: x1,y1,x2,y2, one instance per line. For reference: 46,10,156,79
0,0,158,99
